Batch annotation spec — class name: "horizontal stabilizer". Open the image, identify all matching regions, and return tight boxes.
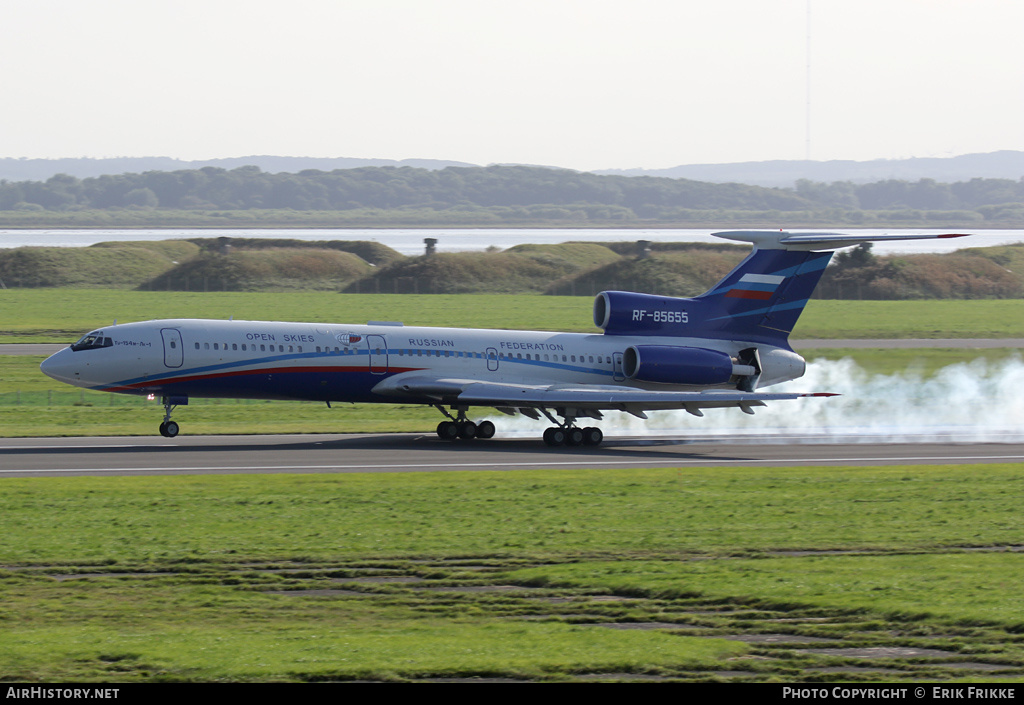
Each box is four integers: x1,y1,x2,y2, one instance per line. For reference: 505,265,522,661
714,230,970,251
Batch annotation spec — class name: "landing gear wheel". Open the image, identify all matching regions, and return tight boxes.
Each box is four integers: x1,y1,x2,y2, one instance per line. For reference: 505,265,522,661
565,427,585,447
543,427,566,447
433,406,496,442
583,427,603,447
159,396,185,439
436,421,459,440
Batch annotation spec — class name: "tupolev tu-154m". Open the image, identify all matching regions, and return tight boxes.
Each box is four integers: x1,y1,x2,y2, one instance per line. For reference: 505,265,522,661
40,230,967,447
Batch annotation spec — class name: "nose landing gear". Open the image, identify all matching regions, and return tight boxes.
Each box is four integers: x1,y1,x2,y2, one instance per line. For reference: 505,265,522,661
159,420,179,438
158,396,186,438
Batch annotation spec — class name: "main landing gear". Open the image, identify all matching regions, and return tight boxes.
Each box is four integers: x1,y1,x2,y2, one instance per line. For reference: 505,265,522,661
436,419,496,440
434,406,496,441
540,408,603,448
542,425,603,447
432,405,605,448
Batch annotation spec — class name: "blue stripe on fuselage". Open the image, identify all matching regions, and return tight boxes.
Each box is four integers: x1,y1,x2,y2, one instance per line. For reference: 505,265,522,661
92,347,616,399
93,349,345,390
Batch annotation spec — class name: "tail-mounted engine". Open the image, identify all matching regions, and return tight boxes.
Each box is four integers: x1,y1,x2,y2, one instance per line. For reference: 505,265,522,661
622,345,758,386
594,291,693,336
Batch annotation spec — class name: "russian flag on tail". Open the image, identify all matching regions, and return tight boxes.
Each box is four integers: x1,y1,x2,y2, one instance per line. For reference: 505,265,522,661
725,273,786,300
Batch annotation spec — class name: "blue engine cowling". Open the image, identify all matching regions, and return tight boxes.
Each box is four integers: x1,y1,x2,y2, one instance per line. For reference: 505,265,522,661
623,345,735,385
594,291,692,336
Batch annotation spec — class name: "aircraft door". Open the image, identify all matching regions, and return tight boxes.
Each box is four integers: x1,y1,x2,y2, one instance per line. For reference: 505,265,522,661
612,352,624,381
367,335,388,374
161,328,184,368
486,347,499,372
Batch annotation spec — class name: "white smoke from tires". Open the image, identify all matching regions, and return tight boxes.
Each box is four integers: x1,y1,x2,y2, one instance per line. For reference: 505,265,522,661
488,355,1024,443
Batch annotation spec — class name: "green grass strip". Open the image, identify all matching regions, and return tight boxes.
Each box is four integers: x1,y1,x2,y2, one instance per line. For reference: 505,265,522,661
4,463,1024,681
2,465,1022,564
511,552,1024,629
0,618,744,682
2,290,1022,342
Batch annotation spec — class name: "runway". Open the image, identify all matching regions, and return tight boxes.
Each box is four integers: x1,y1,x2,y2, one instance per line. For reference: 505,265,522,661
1,433,1022,478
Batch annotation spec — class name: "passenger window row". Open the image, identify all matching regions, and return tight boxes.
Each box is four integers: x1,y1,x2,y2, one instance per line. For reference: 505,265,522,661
309,347,608,365
193,342,302,353
187,341,612,367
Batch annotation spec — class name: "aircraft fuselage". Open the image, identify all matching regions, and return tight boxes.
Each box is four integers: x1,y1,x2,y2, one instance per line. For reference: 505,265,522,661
40,318,804,405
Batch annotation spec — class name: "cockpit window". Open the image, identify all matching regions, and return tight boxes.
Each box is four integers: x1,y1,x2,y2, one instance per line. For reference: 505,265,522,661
71,331,113,351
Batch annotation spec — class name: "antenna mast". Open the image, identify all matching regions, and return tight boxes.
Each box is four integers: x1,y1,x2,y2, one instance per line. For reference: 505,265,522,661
805,0,812,161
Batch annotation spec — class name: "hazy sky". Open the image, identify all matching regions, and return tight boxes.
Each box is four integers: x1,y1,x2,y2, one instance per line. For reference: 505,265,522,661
2,0,1021,170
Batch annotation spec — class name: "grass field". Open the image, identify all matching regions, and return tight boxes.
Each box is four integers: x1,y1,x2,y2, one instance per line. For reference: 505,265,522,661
1,290,598,342
2,464,1024,682
512,553,1024,627
796,347,1023,376
796,299,1024,340
3,289,1023,681
1,289,1022,342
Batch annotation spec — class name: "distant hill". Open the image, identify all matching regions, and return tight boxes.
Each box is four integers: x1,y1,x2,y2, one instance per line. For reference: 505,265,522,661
3,151,1022,188
2,162,1022,228
4,237,1019,299
0,156,476,182
596,151,1024,187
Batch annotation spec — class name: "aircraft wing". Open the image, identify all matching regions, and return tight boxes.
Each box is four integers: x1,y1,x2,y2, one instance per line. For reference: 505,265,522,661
372,374,833,416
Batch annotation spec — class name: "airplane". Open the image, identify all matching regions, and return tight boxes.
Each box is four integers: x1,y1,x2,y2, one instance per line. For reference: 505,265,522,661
40,230,967,447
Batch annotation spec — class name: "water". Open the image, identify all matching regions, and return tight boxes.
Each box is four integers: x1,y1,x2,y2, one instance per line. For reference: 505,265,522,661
1,228,1020,256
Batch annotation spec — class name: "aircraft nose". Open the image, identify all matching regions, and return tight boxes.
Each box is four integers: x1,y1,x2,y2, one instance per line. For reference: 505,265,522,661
40,348,81,386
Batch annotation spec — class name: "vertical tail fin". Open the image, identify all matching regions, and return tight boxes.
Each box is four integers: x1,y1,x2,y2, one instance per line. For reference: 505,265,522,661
595,231,969,347
687,244,832,345
687,230,969,345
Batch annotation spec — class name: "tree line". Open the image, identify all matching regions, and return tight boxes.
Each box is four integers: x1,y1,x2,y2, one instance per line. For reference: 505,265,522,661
0,164,1022,222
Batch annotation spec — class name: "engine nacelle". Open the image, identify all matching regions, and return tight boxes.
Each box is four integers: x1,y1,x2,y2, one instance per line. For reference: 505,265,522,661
594,291,693,336
623,345,736,385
